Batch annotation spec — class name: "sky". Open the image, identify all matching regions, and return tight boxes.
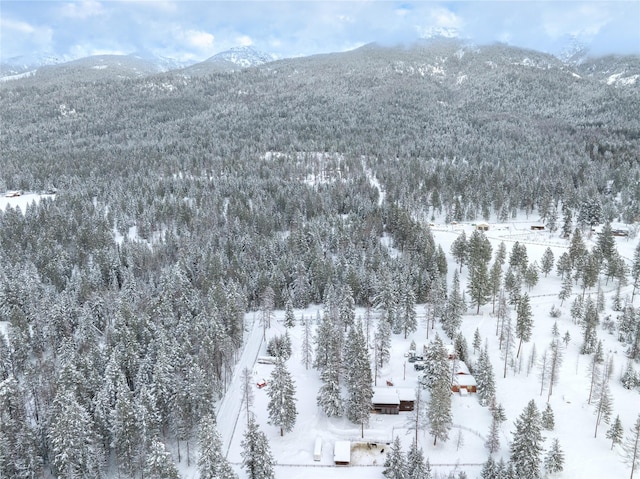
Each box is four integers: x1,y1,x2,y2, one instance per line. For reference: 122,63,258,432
1,1,639,63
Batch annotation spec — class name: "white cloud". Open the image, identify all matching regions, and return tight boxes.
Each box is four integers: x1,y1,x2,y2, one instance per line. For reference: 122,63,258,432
60,0,105,19
1,18,36,34
429,6,463,30
172,27,215,51
236,35,253,47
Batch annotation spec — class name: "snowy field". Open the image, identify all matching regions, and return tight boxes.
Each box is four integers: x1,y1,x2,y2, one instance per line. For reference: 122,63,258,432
0,192,55,212
215,219,639,479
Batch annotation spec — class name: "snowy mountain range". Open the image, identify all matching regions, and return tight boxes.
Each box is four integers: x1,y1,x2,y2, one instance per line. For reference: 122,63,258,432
0,46,275,81
1,41,638,86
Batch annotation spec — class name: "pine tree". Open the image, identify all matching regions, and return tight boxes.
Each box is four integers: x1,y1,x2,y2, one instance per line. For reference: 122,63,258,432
442,270,465,339
406,440,428,479
632,242,640,302
481,455,498,479
451,230,468,272
523,262,539,291
473,328,482,355
541,403,555,430
241,417,276,479
607,415,624,450
485,416,501,454
145,439,180,479
510,399,544,479
558,273,573,306
593,379,612,438
383,436,407,479
420,334,449,389
49,389,103,478
546,339,563,401
198,414,237,479
544,438,564,475
111,378,143,476
301,315,313,370
317,357,342,417
476,345,496,405
427,379,452,446
454,332,469,364
623,414,640,479
284,299,295,328
344,319,373,437
267,359,297,436
541,247,555,277
515,293,533,358
399,283,417,339
375,313,392,368
469,258,491,314
489,259,503,313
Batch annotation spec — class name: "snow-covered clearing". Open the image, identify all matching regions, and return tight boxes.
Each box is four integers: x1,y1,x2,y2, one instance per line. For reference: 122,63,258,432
212,219,639,479
0,192,55,212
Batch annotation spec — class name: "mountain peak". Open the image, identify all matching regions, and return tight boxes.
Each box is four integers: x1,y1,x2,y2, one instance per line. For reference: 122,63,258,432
205,46,274,68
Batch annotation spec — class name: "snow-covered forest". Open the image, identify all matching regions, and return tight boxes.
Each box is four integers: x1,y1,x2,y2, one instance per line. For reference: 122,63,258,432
1,39,639,478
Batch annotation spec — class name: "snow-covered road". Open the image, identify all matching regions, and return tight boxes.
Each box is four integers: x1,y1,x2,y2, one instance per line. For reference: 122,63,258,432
216,313,264,457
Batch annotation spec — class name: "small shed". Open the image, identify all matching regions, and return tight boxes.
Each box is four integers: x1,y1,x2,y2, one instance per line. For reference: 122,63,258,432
476,222,489,231
372,388,400,414
334,441,351,465
313,437,322,461
452,374,477,393
530,225,545,231
397,388,416,412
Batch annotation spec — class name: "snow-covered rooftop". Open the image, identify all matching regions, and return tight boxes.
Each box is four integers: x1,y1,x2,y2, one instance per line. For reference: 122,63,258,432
371,388,400,405
333,441,351,463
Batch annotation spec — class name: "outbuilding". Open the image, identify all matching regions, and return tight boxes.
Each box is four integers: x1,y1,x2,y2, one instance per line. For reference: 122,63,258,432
334,441,351,465
313,437,322,461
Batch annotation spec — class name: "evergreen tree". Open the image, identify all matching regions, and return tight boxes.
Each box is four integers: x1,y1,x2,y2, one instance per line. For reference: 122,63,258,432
523,262,539,291
375,312,392,368
383,436,407,479
427,379,452,446
145,439,180,479
451,230,468,273
544,438,564,475
476,345,496,405
607,415,624,450
241,418,276,479
442,270,465,339
399,283,417,339
515,293,533,358
623,414,640,479
556,252,572,279
454,332,469,364
317,357,342,417
468,258,491,314
473,328,482,355
420,334,449,389
406,440,429,479
198,414,237,479
489,259,503,313
541,403,555,430
284,299,295,328
546,339,563,401
632,242,640,302
267,359,297,436
558,273,573,306
561,203,573,238
541,247,554,277
485,416,501,454
344,319,373,437
481,455,498,479
300,315,313,370
49,389,103,479
510,399,544,479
